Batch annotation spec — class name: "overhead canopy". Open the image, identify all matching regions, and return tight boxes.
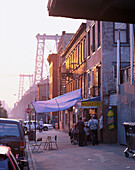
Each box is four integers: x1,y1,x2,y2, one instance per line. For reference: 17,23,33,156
47,0,135,24
81,96,101,108
32,89,82,113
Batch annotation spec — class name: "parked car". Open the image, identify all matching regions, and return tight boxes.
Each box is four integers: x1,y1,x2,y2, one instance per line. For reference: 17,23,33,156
0,118,26,161
42,123,53,131
0,145,28,170
23,120,38,131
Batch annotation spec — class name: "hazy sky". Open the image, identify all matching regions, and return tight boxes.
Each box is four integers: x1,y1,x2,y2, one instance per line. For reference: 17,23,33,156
0,0,85,108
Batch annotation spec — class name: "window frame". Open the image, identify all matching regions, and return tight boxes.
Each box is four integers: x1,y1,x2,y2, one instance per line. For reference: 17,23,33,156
113,23,129,44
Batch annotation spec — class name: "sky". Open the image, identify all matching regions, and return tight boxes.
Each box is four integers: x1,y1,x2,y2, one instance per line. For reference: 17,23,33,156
0,0,85,109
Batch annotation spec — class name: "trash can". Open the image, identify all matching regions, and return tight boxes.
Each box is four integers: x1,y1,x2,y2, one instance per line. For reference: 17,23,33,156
123,122,135,157
28,130,36,141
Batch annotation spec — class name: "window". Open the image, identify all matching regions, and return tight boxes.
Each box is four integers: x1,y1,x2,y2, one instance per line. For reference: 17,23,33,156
68,56,71,69
71,83,72,91
87,73,91,97
114,23,129,43
81,42,82,63
71,54,73,70
97,21,100,47
78,79,80,89
0,123,20,137
88,30,90,56
92,24,95,52
78,46,80,65
72,52,74,69
76,80,77,89
81,77,83,90
84,74,86,98
83,39,86,60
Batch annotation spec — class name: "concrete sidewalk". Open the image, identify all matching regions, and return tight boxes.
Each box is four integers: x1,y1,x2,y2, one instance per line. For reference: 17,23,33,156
27,129,135,170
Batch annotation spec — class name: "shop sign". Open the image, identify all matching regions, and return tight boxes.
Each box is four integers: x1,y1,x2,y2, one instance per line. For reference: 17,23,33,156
81,101,101,108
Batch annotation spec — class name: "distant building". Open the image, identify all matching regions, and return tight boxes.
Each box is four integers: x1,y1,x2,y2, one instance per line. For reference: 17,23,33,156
47,53,59,126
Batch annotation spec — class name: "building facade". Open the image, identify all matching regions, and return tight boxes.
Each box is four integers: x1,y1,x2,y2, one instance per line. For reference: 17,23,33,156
47,54,59,126
86,21,130,143
59,23,87,132
57,31,74,131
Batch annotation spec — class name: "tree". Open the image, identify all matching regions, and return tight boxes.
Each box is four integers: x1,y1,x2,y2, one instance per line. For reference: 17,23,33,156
0,101,8,118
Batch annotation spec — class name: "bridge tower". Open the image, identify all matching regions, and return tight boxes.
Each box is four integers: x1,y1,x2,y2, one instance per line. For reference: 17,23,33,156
18,74,33,101
34,33,61,84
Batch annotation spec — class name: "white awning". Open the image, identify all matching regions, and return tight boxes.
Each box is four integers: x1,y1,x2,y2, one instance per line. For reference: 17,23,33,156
32,89,82,113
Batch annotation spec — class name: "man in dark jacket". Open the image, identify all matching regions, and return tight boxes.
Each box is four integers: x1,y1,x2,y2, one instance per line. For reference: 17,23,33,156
77,117,85,146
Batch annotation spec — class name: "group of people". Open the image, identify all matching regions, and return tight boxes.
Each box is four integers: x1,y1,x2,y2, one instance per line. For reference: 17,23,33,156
69,112,103,147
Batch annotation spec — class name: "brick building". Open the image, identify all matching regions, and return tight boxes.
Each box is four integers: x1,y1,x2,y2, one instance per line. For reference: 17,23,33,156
59,23,87,132
86,21,130,143
47,54,59,126
57,31,74,130
37,78,49,122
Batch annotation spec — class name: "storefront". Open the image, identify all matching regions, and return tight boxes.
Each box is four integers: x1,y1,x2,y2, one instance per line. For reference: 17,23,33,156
81,97,101,120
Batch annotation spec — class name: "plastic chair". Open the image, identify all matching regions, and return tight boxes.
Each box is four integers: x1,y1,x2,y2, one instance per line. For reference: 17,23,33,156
32,138,42,152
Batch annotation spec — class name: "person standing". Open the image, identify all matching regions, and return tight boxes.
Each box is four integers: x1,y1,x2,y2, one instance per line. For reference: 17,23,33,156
99,112,103,143
38,119,43,133
88,114,98,145
84,122,90,146
77,117,85,147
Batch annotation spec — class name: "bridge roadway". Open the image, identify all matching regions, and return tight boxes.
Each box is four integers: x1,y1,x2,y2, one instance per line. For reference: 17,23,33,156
26,129,135,170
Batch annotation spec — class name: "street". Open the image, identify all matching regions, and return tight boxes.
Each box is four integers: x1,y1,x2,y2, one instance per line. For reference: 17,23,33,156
27,129,135,170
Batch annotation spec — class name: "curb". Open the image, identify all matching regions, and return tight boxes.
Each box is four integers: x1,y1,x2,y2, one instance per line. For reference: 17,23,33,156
26,137,37,170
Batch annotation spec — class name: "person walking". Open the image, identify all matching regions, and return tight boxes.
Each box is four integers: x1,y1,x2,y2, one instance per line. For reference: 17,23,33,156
99,112,103,143
77,117,85,147
88,114,98,145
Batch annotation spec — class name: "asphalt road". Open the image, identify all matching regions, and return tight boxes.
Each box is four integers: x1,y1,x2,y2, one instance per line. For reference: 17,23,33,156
27,129,135,170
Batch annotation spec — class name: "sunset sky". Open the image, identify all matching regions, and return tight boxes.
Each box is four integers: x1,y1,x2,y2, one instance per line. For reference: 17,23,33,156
0,0,85,109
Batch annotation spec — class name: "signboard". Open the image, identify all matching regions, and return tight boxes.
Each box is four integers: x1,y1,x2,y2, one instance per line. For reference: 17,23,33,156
81,100,101,108
26,108,32,114
106,108,115,130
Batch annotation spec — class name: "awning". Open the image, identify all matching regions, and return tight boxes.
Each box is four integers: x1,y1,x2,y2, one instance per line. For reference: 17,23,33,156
32,89,82,113
47,0,135,24
81,96,101,108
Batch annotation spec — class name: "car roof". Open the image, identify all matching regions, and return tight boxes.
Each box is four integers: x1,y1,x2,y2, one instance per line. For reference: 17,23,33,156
0,118,20,123
0,145,10,155
24,120,37,122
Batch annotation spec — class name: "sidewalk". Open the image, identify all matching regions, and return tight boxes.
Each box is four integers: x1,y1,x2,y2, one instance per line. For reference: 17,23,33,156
27,129,135,170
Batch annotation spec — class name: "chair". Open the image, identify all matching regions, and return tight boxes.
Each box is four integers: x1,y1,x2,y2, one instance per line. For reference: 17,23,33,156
43,136,52,150
49,135,58,150
32,138,42,152
43,135,58,150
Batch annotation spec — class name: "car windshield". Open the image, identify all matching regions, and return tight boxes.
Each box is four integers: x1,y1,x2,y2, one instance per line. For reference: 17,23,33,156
0,154,13,170
0,123,20,137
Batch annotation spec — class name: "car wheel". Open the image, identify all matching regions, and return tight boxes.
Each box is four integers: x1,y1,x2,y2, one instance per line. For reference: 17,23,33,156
43,127,48,131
